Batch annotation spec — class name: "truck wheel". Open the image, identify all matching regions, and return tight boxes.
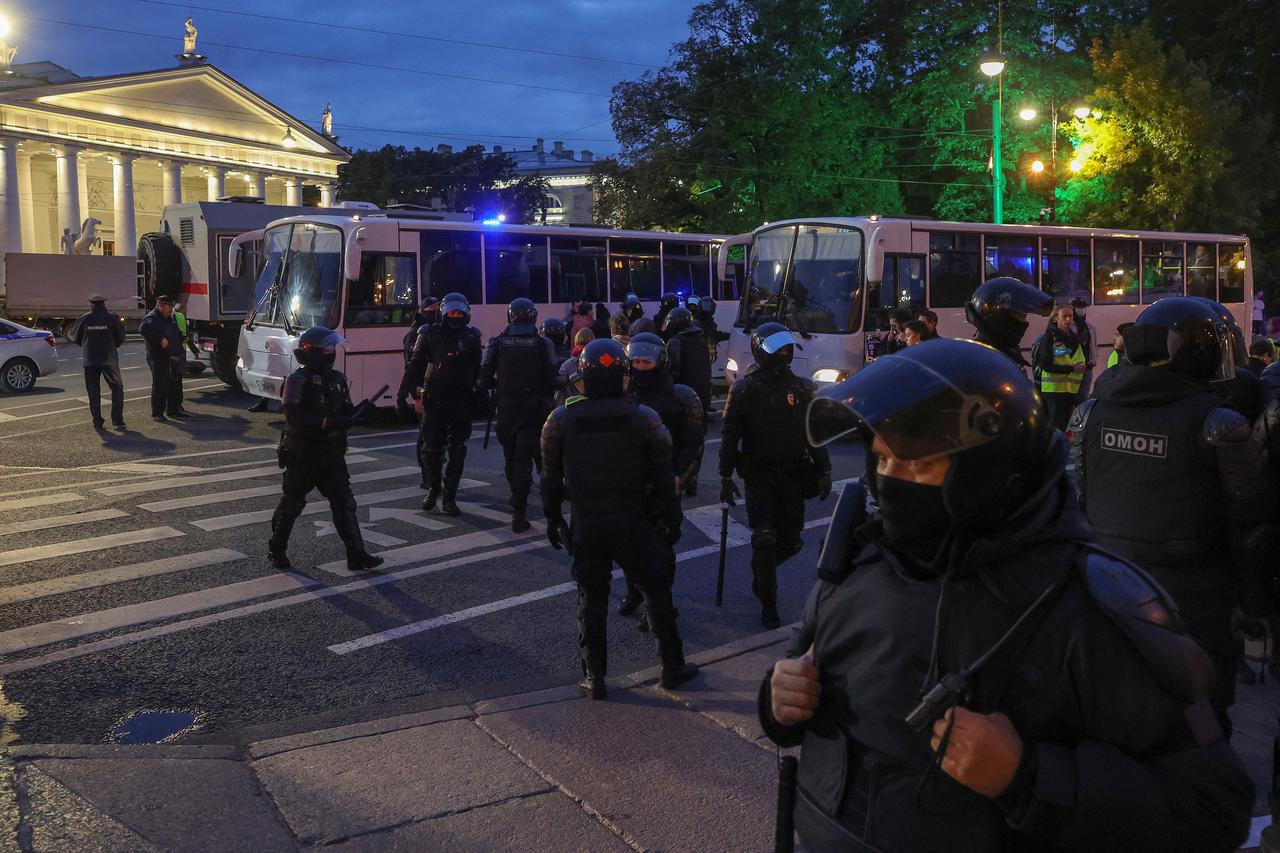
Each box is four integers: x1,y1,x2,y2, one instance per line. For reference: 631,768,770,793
1,357,37,393
60,319,77,344
138,232,182,305
211,326,243,391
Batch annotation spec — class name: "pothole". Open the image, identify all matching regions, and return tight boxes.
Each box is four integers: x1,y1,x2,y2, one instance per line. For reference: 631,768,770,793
108,709,202,744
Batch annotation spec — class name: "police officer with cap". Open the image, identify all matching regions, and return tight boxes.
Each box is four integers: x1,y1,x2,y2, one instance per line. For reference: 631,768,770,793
1070,296,1275,734
762,337,1252,851
965,277,1053,370
720,322,832,629
73,294,126,430
138,295,185,422
616,332,706,625
269,327,384,573
480,297,560,532
400,292,483,516
541,338,700,700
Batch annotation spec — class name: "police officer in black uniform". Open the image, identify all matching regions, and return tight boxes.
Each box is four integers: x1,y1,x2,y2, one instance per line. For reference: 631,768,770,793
965,277,1053,371
1070,296,1275,734
665,305,713,415
761,338,1252,852
720,322,832,629
269,327,384,573
540,316,570,363
399,292,483,516
73,294,126,430
622,294,656,337
138,295,185,422
480,297,560,532
654,292,682,337
616,332,706,624
541,338,700,700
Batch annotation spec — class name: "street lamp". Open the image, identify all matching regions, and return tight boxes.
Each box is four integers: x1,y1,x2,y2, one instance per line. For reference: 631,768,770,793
1030,160,1045,173
1016,98,1091,221
1018,107,1037,121
978,48,1006,224
979,48,1007,77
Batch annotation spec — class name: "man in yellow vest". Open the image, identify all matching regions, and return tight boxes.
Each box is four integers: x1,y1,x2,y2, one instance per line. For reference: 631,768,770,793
1038,304,1086,430
170,301,199,417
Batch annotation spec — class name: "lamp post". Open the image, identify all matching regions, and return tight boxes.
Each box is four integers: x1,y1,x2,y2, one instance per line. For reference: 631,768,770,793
979,48,1006,224
1017,99,1089,222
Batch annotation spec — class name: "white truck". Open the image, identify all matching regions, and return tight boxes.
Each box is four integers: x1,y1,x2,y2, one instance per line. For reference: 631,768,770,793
2,253,144,337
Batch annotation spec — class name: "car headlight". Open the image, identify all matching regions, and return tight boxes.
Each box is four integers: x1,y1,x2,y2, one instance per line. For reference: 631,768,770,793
812,368,848,384
726,357,739,372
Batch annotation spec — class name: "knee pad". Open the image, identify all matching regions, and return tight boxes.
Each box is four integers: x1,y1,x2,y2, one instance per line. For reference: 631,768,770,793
751,529,777,553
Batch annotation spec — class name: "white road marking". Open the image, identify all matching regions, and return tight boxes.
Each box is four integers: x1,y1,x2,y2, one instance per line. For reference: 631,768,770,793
0,381,226,423
0,572,318,655
0,549,246,606
683,504,752,547
89,462,208,475
140,466,424,513
0,508,130,537
93,456,376,497
452,500,520,524
0,493,83,512
312,519,406,548
317,521,544,577
367,508,452,530
0,526,185,569
0,412,15,422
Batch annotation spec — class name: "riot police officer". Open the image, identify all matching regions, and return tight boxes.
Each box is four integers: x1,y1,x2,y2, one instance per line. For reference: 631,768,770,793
665,306,713,415
720,322,832,629
541,338,699,700
965,277,1053,371
480,297,560,532
761,338,1251,851
1070,296,1275,733
616,332,706,624
269,327,384,573
654,292,682,336
540,316,570,363
622,294,656,336
399,292,483,516
73,294,126,430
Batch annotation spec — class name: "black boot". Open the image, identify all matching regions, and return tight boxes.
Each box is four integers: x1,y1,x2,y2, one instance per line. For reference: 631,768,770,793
511,505,531,533
579,672,607,700
421,486,441,512
421,450,443,510
267,548,292,570
334,508,384,572
661,655,699,689
441,492,461,516
442,443,466,515
268,510,297,570
348,552,386,573
761,601,782,630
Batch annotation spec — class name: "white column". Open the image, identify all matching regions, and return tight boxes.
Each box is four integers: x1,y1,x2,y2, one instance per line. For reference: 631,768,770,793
319,183,334,207
54,145,83,243
248,172,266,199
161,161,183,208
76,153,90,223
112,154,137,256
285,177,302,206
16,150,36,253
1,138,23,291
207,167,226,201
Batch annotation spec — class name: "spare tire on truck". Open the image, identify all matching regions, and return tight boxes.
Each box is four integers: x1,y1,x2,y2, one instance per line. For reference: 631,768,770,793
211,325,243,391
137,232,182,306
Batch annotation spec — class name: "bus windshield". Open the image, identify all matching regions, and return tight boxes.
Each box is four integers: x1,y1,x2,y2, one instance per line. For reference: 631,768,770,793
249,222,343,331
738,224,864,334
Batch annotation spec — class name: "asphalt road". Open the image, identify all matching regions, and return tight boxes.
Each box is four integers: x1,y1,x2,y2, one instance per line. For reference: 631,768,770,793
0,341,864,746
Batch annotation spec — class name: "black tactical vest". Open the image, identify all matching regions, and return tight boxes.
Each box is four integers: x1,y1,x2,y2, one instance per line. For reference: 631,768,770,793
737,368,810,468
673,328,712,396
561,395,648,514
425,327,478,402
495,328,548,403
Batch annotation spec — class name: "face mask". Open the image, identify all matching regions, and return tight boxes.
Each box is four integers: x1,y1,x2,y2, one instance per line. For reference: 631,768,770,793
876,473,950,556
630,367,660,390
322,350,337,368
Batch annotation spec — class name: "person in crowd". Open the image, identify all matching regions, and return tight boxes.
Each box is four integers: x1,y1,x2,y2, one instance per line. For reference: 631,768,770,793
1069,297,1274,734
1106,321,1134,369
540,338,699,700
666,306,713,415
138,295,185,422
1253,290,1266,337
269,327,384,574
591,302,612,342
540,316,570,363
73,294,127,430
623,295,657,337
1247,338,1276,375
965,277,1052,373
1070,297,1098,403
480,298,560,532
720,322,832,629
610,311,632,347
763,337,1252,852
917,309,941,340
882,309,915,354
901,319,930,347
556,328,594,405
1038,305,1086,431
570,301,594,339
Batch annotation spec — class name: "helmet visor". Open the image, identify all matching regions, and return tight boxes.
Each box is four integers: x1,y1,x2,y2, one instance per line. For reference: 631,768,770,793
759,329,804,355
626,338,665,364
807,355,1007,460
308,330,347,350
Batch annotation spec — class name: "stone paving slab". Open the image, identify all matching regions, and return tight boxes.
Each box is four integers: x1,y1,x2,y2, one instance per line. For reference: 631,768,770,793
0,761,19,853
659,641,788,744
248,704,473,760
6,743,241,761
252,719,554,845
34,757,295,853
327,791,633,853
471,684,582,717
477,686,778,852
20,764,160,853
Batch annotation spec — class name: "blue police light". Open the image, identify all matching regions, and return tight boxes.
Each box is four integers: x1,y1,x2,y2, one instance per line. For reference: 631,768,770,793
481,213,507,226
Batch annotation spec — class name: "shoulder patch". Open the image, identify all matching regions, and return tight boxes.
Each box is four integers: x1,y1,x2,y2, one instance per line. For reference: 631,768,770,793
1099,427,1168,458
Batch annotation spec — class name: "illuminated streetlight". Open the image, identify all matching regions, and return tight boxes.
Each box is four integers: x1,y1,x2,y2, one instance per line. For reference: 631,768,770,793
1030,160,1045,173
0,14,11,39
280,128,298,149
1072,104,1092,120
978,48,1006,77
1018,107,1037,121
1068,158,1084,172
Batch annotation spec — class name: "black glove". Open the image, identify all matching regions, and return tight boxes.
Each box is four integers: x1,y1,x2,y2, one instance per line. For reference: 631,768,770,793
818,471,832,501
659,508,684,545
395,396,414,421
546,515,567,551
720,477,740,507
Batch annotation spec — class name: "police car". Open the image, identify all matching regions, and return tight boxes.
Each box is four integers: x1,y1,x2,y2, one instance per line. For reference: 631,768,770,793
0,319,58,393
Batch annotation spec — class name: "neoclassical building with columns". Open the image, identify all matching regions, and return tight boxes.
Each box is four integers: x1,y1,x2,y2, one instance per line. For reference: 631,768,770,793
0,58,347,267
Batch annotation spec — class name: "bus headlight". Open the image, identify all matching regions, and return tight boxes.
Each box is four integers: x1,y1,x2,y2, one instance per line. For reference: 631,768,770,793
812,368,848,384
726,357,739,372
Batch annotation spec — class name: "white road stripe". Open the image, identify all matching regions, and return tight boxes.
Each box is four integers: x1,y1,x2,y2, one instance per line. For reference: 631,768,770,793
0,526,184,569
684,504,752,547
317,520,544,577
0,572,318,655
0,549,246,606
140,466,426,513
0,493,83,512
312,520,406,549
94,456,376,497
0,412,15,422
0,508,129,537
90,462,207,475
0,381,226,423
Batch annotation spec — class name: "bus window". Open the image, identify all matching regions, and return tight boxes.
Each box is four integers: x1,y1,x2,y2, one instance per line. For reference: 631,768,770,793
1186,243,1216,298
486,234,549,305
784,225,862,334
662,242,711,298
609,239,661,300
740,226,794,325
250,224,291,327
720,244,745,303
866,255,925,331
928,232,980,308
1141,241,1184,304
1219,243,1247,304
420,230,482,304
347,253,418,326
550,237,607,304
1041,237,1090,304
1093,239,1139,304
984,234,1036,283
281,224,342,329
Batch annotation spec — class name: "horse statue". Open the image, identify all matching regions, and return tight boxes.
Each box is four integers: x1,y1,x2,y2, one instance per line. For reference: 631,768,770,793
73,218,102,255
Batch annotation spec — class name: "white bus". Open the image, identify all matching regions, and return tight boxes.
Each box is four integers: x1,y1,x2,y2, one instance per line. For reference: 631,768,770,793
718,216,1253,386
231,211,741,403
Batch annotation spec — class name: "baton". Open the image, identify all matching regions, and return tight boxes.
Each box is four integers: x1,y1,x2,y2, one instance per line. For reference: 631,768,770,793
482,392,495,449
351,384,390,422
775,754,798,853
715,504,729,606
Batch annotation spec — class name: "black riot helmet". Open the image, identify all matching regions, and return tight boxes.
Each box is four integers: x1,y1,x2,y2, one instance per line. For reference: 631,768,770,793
750,321,802,369
627,332,669,392
417,296,440,326
697,296,717,318
664,306,694,335
1191,296,1247,367
965,277,1054,354
508,297,537,326
577,338,629,398
686,295,702,312
295,326,346,370
1124,296,1236,381
659,292,683,312
622,294,643,322
807,338,1054,535
440,292,471,329
540,316,567,348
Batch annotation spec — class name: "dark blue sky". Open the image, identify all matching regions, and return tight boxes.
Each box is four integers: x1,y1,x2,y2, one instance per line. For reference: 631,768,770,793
14,0,701,157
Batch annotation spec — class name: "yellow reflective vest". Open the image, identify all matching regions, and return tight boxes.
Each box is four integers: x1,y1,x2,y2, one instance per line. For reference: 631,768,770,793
1041,335,1085,395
